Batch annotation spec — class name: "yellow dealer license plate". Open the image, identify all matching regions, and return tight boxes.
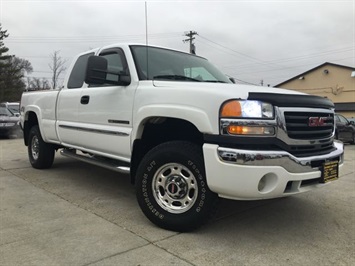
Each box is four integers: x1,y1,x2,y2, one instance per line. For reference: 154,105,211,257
321,161,339,183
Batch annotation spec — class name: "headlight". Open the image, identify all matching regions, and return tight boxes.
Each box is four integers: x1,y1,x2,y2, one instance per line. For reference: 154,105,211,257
220,100,275,136
221,100,274,119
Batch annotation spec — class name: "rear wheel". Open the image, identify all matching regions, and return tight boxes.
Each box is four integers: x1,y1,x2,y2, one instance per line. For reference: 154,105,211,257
28,125,55,169
136,141,217,232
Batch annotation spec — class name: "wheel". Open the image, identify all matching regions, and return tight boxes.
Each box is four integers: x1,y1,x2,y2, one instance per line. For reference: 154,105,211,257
135,141,218,232
28,125,55,169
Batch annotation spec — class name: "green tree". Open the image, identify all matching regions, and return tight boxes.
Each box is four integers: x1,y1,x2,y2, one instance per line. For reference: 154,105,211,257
0,24,33,102
0,24,11,92
2,56,33,101
0,25,10,59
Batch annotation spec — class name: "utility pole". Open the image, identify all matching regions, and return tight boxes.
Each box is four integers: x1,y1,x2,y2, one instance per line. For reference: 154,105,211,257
183,31,198,54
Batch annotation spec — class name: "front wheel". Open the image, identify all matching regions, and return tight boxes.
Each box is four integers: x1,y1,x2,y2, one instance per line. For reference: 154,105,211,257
135,141,218,232
28,125,55,169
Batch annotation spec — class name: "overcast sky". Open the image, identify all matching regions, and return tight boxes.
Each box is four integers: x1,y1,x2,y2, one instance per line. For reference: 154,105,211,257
1,0,354,86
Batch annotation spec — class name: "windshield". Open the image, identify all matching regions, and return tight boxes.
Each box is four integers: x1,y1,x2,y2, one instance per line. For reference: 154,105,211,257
0,107,13,116
130,45,231,83
8,104,19,113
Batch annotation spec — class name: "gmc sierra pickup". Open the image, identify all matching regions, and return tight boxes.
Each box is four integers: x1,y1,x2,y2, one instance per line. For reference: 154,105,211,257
20,44,344,231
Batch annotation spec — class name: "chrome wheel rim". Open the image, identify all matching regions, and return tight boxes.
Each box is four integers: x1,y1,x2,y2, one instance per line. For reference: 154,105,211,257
152,163,198,214
31,135,39,160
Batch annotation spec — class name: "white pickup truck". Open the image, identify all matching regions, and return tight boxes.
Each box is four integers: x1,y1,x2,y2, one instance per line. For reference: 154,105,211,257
20,44,344,231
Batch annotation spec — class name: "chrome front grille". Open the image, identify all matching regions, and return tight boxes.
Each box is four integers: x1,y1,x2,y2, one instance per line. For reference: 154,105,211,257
218,107,336,158
284,112,334,140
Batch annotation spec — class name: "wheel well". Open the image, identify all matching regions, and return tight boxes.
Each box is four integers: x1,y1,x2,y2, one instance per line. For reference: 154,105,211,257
24,112,39,146
130,118,204,183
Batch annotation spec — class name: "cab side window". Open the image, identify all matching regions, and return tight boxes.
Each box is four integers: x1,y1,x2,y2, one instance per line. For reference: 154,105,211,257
99,49,129,85
67,53,94,89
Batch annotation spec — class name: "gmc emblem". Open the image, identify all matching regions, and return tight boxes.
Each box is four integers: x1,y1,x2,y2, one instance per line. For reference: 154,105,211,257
308,117,328,127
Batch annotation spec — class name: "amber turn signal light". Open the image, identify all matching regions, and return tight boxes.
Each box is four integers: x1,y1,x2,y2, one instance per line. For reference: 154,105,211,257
227,125,275,135
221,101,242,117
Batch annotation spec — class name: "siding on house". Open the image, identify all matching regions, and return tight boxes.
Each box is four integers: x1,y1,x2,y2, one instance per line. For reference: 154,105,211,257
275,62,355,118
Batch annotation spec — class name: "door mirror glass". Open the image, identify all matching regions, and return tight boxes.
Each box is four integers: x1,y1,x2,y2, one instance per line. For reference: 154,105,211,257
85,56,108,85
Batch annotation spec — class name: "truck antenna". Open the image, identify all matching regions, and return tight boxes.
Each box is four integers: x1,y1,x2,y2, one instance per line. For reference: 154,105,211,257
145,1,149,79
145,1,148,46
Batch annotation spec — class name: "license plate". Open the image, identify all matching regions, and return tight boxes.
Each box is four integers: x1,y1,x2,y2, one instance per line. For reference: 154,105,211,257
321,161,339,183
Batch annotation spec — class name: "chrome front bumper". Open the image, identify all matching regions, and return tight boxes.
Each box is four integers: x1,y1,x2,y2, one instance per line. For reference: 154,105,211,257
203,141,344,200
217,140,344,173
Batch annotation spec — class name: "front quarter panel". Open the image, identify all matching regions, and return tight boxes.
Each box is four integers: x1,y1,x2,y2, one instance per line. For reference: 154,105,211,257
131,81,237,142
133,104,213,141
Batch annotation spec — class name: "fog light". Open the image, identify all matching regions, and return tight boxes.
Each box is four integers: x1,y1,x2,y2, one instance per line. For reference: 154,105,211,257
258,173,278,193
258,177,267,192
227,125,275,135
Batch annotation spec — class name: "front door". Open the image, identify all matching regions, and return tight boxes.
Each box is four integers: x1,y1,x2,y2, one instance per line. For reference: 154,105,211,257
75,48,137,161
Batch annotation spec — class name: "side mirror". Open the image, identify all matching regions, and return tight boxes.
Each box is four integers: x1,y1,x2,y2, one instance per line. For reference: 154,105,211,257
349,121,354,125
85,56,131,86
85,56,108,85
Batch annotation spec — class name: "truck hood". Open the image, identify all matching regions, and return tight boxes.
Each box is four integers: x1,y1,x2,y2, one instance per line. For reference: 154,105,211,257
151,81,334,108
134,80,325,135
152,80,305,100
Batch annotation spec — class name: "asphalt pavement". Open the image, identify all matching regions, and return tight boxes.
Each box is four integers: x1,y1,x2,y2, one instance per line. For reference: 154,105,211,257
0,138,354,266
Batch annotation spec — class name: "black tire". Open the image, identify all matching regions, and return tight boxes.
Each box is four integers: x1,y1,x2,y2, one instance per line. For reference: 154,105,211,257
135,141,218,232
28,125,55,169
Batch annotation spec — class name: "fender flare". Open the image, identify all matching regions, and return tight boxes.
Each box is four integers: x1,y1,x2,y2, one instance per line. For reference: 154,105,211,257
23,106,47,142
131,104,214,145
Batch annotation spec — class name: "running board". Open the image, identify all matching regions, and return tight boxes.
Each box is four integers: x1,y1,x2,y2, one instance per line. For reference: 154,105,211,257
60,149,130,174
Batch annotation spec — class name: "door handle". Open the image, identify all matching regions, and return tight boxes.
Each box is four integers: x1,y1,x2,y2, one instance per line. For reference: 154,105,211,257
81,95,90,104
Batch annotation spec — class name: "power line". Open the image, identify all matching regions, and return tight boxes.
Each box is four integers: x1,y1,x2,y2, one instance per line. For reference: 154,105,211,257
198,35,283,69
194,39,269,86
9,32,182,39
7,32,182,43
31,70,53,74
197,36,354,75
230,56,354,76
196,36,353,85
221,47,354,71
25,76,65,80
230,77,259,86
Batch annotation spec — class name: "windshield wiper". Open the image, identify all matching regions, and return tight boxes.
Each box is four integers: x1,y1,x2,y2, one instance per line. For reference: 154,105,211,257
153,75,201,82
203,80,228,83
